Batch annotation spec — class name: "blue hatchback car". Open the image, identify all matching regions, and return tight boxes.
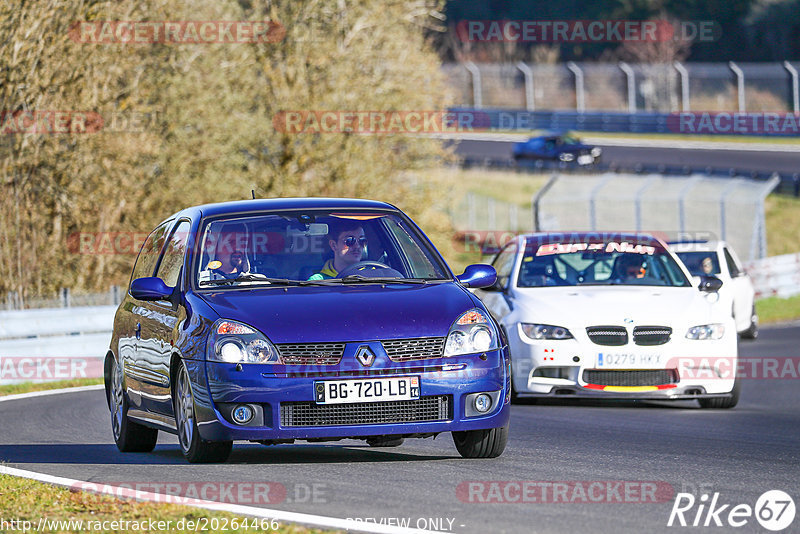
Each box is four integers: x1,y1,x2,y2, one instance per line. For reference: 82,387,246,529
105,198,510,462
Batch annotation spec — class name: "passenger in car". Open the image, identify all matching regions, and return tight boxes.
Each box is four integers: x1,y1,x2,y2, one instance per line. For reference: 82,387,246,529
199,250,250,281
308,221,366,280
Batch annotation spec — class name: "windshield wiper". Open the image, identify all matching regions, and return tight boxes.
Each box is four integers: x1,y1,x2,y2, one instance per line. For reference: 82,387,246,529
337,275,436,284
199,275,334,287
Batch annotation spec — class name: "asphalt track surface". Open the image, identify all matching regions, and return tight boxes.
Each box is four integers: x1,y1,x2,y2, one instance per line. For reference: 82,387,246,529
1,324,799,533
452,138,800,176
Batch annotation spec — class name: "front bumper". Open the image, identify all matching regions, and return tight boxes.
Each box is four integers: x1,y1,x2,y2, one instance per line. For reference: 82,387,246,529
509,325,737,399
187,347,511,442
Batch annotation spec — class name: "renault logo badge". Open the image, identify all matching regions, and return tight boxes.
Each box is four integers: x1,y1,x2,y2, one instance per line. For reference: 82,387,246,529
355,346,376,367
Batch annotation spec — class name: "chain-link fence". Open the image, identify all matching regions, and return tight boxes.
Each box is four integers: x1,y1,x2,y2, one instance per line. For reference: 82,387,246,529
446,62,800,113
533,173,779,261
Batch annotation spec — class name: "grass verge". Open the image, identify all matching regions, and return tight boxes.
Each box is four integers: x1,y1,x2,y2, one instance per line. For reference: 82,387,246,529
756,295,800,325
0,378,104,398
0,473,325,533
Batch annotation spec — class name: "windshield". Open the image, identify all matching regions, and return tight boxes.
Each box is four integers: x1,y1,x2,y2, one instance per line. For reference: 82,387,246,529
675,251,721,277
194,210,449,288
517,238,691,288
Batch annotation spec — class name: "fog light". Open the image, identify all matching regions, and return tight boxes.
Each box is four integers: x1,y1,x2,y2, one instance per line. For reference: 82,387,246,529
474,393,492,413
232,404,254,424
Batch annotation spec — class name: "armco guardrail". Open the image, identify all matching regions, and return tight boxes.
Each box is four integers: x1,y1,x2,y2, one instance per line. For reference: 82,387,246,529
745,253,800,300
0,305,114,384
450,108,800,137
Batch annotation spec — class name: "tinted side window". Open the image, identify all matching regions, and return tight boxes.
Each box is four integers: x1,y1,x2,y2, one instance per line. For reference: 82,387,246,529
156,220,192,287
723,248,740,277
492,243,517,288
130,222,171,283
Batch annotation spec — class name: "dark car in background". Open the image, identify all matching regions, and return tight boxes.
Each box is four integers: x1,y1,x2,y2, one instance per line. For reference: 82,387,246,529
512,132,602,165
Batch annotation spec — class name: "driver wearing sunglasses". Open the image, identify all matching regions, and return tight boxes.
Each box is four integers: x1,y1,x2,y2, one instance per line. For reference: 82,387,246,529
308,222,367,280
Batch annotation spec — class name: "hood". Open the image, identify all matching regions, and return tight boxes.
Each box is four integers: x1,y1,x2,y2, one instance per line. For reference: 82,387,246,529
197,282,475,343
512,285,722,330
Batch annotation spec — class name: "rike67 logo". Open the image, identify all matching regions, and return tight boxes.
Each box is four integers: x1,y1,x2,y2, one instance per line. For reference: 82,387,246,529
668,490,796,531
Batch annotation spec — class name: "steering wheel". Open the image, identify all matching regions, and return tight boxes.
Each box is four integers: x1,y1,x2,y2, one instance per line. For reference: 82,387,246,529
337,260,397,278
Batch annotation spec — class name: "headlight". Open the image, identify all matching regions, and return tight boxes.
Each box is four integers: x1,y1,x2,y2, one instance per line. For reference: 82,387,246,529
686,324,725,340
444,309,499,357
520,323,574,340
590,147,602,157
559,152,575,162
208,319,281,364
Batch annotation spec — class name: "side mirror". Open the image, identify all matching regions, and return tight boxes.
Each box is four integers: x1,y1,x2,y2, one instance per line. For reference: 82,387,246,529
457,264,497,289
698,275,723,292
130,277,173,301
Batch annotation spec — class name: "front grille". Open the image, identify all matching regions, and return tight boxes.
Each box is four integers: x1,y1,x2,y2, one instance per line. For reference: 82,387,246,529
280,395,451,427
586,326,628,346
382,337,445,362
632,326,672,346
276,343,345,365
583,369,679,387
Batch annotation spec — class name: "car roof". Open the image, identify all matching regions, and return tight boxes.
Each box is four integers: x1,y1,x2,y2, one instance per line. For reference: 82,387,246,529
164,197,400,222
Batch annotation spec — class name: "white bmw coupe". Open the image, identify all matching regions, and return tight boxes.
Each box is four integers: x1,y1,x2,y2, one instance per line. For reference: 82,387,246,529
474,232,740,409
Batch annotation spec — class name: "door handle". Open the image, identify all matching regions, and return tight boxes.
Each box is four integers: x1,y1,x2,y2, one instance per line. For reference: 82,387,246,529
135,322,141,340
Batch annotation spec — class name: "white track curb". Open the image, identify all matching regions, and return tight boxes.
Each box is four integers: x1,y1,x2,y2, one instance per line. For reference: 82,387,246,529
0,387,445,534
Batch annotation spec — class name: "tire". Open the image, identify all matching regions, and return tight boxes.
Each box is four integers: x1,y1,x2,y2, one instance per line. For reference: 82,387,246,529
109,358,158,453
366,436,405,447
699,376,741,409
740,306,759,340
173,362,232,463
453,426,508,458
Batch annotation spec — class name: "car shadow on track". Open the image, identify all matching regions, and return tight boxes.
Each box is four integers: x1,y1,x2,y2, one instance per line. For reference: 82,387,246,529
0,443,455,465
512,397,700,409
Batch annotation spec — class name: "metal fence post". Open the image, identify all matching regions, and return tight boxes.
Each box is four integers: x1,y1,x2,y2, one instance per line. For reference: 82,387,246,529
619,62,636,113
111,285,120,305
566,62,585,112
674,62,690,112
589,174,614,231
678,176,702,237
729,61,746,113
634,176,658,231
487,197,496,230
784,61,799,114
532,175,559,231
516,62,535,112
60,287,70,308
464,61,483,109
719,181,741,242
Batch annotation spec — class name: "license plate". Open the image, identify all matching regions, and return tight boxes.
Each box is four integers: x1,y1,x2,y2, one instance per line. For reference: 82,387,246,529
314,377,420,405
596,353,662,368
577,154,594,165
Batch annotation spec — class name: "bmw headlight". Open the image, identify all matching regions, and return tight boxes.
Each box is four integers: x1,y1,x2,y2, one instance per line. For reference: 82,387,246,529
685,324,725,341
444,309,499,357
559,153,575,162
520,323,574,340
208,319,281,364
590,147,602,157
